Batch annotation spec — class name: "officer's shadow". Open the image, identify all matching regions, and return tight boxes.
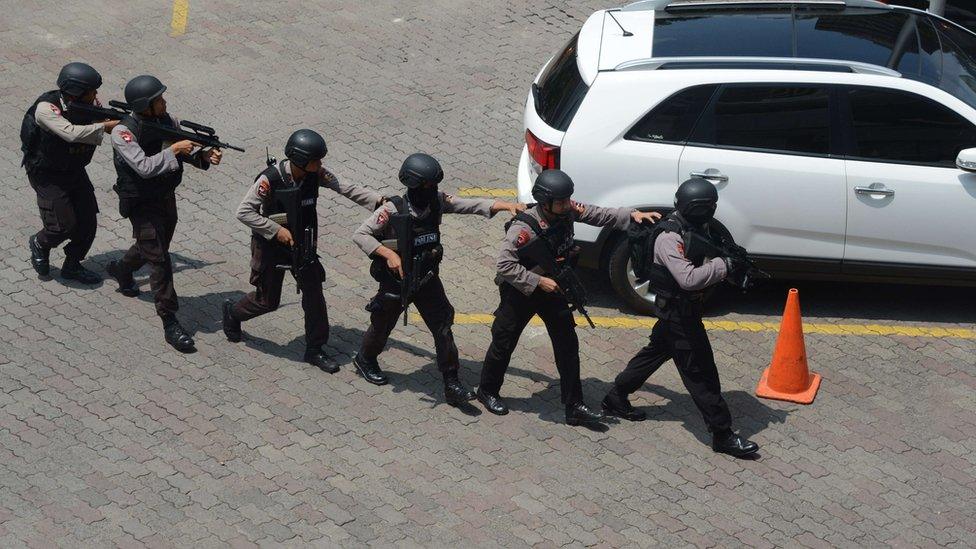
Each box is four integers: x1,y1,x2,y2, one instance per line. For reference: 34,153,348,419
632,384,789,455
77,250,221,291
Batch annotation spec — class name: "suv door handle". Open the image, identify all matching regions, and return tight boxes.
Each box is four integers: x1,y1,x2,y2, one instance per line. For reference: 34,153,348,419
854,185,895,197
690,170,729,182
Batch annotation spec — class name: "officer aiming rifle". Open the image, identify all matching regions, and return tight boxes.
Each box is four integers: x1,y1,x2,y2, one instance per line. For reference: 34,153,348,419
69,100,245,152
682,230,769,290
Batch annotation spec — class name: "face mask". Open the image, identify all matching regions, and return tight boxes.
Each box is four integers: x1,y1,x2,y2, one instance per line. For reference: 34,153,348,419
408,186,437,209
682,203,716,226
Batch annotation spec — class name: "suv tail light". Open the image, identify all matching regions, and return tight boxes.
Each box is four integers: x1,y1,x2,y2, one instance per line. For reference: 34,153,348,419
526,129,560,172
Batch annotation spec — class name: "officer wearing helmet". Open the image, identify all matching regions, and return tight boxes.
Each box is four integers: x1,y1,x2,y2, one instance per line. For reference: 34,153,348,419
106,74,223,353
603,178,759,457
23,62,119,284
477,169,660,426
351,153,524,406
222,129,385,372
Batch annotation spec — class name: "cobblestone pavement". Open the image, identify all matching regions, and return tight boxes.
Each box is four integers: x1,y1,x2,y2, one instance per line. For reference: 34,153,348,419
2,1,975,547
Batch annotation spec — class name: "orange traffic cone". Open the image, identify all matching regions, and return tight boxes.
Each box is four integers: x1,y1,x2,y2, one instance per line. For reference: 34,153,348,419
756,288,821,404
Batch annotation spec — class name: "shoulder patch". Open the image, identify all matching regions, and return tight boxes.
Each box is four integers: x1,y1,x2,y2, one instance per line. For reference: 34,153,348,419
677,242,685,257
49,103,61,116
119,129,133,143
376,209,390,228
516,229,530,248
257,179,270,198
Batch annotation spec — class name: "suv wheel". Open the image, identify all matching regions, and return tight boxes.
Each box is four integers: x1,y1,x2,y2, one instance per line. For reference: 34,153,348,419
608,236,657,316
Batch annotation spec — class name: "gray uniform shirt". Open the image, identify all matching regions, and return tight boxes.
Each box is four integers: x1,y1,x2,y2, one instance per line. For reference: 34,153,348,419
653,231,727,291
110,115,183,178
35,99,105,145
238,160,383,240
353,192,495,256
498,202,634,296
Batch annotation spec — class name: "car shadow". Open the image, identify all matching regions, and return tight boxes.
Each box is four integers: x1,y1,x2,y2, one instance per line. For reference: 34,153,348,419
577,267,976,324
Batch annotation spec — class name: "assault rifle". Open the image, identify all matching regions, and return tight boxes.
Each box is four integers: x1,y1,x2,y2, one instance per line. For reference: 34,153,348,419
683,230,770,290
271,186,317,294
516,237,596,328
68,100,245,152
369,210,442,326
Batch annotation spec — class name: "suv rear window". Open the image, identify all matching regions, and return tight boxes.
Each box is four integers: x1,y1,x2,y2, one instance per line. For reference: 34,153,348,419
534,33,588,131
625,85,717,143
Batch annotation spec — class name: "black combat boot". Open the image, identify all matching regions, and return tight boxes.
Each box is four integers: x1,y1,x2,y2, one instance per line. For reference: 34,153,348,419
353,353,388,385
712,430,759,458
107,260,139,297
222,299,242,342
305,348,339,374
601,387,647,421
162,316,196,354
476,388,509,415
565,401,605,426
29,235,50,276
60,258,102,284
443,373,475,406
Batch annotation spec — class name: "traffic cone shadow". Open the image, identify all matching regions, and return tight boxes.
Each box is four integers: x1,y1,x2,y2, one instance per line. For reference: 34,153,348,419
756,288,821,404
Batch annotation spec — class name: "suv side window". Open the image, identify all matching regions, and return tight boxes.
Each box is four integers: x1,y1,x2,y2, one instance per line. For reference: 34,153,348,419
689,85,830,156
625,85,717,144
846,87,976,167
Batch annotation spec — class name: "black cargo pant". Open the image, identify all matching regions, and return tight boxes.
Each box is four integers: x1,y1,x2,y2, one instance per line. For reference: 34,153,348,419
230,236,329,352
117,193,179,318
359,274,460,375
613,305,732,432
29,169,98,261
480,282,582,404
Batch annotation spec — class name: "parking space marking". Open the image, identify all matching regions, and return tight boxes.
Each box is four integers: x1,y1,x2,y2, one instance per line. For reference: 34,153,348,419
457,187,517,197
171,0,189,37
425,313,976,339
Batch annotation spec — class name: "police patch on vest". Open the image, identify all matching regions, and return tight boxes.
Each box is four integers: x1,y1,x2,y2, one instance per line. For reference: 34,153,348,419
414,233,439,246
301,197,315,207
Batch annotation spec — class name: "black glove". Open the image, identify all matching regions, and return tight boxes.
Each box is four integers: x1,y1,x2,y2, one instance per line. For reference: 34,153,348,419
723,256,749,288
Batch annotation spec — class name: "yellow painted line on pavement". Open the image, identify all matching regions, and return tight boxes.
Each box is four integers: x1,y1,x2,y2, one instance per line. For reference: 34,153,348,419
457,187,517,198
413,312,976,339
171,0,189,37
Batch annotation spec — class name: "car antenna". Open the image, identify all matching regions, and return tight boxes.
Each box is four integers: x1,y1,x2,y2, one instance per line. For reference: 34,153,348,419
607,10,633,37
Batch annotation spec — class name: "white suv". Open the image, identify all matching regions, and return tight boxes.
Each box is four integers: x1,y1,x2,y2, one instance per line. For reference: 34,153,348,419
517,0,976,313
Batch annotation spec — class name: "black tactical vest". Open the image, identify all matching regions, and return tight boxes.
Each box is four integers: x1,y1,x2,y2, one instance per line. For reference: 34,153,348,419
22,91,97,173
112,114,184,200
507,207,575,270
646,212,709,303
257,160,320,241
397,195,442,256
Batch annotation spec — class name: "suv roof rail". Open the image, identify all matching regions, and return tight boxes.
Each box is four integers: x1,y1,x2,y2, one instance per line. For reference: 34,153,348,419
613,56,902,77
621,0,890,10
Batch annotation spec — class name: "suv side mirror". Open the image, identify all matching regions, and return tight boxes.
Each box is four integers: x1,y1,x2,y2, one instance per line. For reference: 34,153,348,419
956,148,976,172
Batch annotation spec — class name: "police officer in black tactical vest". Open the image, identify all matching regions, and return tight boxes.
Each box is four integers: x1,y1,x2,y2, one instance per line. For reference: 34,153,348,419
22,62,118,283
603,178,759,457
222,130,385,372
105,75,222,353
351,153,523,406
477,169,659,426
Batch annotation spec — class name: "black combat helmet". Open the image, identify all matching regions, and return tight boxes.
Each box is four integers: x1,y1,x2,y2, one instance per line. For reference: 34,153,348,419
124,75,167,112
398,153,444,188
57,62,102,96
531,169,574,205
674,177,718,225
284,129,328,167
